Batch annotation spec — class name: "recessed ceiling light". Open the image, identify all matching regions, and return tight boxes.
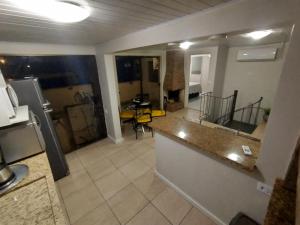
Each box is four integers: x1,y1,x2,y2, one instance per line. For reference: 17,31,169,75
8,0,90,23
179,41,193,50
244,30,272,40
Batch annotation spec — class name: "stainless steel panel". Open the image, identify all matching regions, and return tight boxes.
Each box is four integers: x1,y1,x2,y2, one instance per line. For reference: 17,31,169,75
0,120,44,164
30,111,46,151
10,78,69,180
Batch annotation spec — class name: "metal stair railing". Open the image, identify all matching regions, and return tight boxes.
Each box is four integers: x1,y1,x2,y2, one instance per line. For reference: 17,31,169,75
232,97,264,125
199,90,238,124
215,97,263,126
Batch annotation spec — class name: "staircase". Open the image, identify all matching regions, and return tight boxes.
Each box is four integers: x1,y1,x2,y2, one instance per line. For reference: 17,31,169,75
198,90,238,124
222,97,264,133
199,90,264,134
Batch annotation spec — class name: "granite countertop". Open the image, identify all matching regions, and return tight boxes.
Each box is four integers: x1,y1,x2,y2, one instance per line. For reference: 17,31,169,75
150,116,261,171
264,179,296,225
0,153,68,225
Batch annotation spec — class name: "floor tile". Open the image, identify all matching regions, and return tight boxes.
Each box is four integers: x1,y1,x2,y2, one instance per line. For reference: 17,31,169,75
180,207,216,225
65,152,85,173
86,158,116,181
73,202,120,225
101,145,123,158
126,204,171,225
57,170,93,198
77,147,107,167
127,142,153,158
152,188,192,225
139,150,156,167
95,170,130,200
108,150,135,168
119,158,151,181
65,151,77,161
63,184,105,224
107,184,148,225
133,170,167,200
142,138,155,147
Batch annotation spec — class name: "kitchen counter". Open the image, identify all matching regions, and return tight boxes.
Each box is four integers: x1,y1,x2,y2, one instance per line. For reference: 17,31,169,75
150,115,261,171
264,179,296,225
264,138,300,225
0,153,68,225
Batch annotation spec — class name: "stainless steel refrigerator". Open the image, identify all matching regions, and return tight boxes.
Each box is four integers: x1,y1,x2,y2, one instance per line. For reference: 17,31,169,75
10,78,69,180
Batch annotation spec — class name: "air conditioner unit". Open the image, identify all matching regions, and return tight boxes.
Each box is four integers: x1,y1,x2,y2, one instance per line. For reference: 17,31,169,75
237,47,277,61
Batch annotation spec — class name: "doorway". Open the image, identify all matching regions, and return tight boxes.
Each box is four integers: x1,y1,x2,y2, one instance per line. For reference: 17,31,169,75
116,56,161,109
188,54,211,111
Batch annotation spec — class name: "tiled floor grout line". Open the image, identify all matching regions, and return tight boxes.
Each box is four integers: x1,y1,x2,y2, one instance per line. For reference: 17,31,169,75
73,139,154,224
61,135,159,225
87,172,123,225
60,134,214,225
122,201,150,225
73,151,123,225
178,205,193,225
150,201,176,225
55,183,72,225
115,164,173,225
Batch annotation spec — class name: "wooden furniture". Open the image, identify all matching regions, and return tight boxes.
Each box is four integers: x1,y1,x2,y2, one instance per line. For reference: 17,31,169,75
166,101,184,112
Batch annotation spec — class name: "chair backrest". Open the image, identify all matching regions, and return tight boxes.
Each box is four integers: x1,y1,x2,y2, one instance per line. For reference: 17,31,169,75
135,103,152,116
163,96,168,111
134,103,152,123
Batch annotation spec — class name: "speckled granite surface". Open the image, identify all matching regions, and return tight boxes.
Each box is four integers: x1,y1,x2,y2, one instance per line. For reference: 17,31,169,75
264,139,300,225
0,153,67,225
150,116,261,171
264,179,296,225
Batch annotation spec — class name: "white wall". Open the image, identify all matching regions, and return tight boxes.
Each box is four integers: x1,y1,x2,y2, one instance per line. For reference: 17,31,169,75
222,43,287,109
155,133,269,224
213,45,229,97
201,55,212,92
0,41,96,55
95,0,300,222
191,56,202,74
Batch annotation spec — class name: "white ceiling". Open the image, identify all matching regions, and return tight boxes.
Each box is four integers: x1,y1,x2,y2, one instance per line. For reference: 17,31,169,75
0,0,232,45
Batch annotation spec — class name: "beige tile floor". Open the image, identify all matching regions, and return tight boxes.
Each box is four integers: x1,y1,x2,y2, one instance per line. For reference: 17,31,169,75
56,127,216,225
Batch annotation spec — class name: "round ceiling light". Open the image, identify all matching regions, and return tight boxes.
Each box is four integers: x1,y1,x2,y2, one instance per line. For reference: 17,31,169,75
8,0,90,23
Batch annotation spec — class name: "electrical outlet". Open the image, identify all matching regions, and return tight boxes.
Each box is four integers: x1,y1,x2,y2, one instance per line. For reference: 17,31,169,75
257,182,273,196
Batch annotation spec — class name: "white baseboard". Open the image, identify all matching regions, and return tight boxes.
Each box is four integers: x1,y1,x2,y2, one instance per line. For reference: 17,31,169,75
107,135,124,144
155,170,227,225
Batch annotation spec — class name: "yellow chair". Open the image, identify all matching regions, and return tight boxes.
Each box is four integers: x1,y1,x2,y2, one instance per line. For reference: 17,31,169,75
134,107,153,139
151,96,167,118
120,110,135,120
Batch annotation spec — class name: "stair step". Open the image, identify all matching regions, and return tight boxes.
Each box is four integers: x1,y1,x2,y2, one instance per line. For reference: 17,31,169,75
224,120,257,134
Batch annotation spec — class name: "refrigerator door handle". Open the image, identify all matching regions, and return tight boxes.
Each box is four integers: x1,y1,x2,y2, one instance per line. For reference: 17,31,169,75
42,100,51,108
44,108,53,113
30,111,46,151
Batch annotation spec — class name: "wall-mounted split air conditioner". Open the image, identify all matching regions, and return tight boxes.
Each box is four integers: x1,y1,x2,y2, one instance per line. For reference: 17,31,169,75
237,47,278,61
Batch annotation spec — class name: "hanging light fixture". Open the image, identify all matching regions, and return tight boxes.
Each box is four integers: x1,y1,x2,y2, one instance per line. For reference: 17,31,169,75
8,0,90,23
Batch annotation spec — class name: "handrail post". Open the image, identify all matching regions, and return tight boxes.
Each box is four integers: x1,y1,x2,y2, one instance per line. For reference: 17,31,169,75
229,90,238,121
253,97,263,125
